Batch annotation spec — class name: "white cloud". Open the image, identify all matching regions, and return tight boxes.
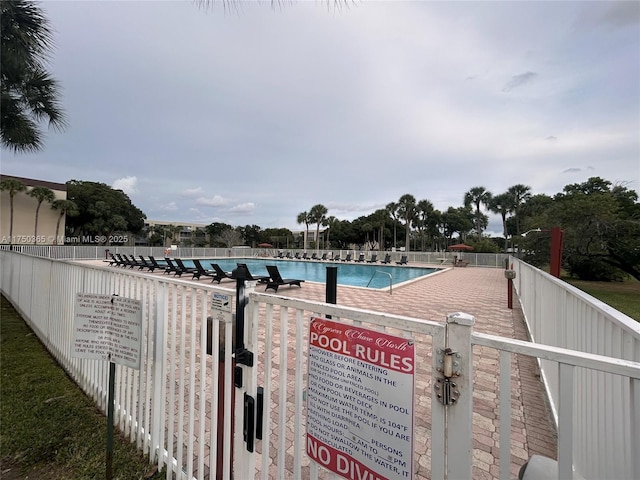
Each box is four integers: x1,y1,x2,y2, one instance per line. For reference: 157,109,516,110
196,195,230,207
181,187,204,197
112,176,137,195
159,202,178,211
229,202,255,214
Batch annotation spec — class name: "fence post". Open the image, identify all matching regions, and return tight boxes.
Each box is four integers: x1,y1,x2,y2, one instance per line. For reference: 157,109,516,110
444,312,475,479
150,283,167,465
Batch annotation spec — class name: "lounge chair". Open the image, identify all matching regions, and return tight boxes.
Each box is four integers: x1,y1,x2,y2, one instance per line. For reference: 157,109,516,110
210,263,234,284
128,255,147,269
109,253,126,267
380,254,391,264
115,253,131,267
396,255,408,265
265,265,304,292
236,263,269,282
294,252,301,260
341,253,352,262
138,255,157,271
191,259,217,280
173,258,198,277
123,255,144,269
354,253,366,263
106,253,120,266
367,254,378,263
148,256,169,272
285,252,293,259
301,253,309,260
332,254,341,262
121,254,138,268
310,253,319,261
320,253,328,261
163,258,184,276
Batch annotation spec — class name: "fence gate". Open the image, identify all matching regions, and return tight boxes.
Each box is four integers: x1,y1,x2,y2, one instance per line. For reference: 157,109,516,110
230,281,476,480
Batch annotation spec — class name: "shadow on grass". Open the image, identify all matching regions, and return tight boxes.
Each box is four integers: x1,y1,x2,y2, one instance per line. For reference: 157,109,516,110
0,295,166,480
563,277,640,321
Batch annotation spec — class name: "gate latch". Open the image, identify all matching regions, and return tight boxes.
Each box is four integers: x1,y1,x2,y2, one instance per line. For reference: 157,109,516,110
434,347,461,405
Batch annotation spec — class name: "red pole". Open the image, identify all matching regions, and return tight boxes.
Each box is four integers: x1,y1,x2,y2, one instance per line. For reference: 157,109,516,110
507,278,513,309
549,226,564,278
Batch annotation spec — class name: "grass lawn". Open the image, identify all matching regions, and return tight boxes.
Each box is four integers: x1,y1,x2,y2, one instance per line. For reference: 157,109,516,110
0,295,166,480
563,276,640,322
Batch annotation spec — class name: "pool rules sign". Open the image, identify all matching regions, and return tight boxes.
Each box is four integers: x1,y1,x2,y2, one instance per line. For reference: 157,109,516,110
306,317,415,480
72,293,142,369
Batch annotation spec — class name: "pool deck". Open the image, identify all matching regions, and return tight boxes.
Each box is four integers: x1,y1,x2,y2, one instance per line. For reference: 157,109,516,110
87,259,558,478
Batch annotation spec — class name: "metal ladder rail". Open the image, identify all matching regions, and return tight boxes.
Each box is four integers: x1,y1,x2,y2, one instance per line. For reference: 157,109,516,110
366,270,392,294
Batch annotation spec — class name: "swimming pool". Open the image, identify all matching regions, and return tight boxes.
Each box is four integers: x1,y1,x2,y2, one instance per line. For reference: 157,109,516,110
181,258,440,289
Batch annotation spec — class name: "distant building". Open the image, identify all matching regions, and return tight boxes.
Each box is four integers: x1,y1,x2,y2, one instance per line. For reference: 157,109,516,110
143,220,209,246
0,174,68,245
292,228,327,249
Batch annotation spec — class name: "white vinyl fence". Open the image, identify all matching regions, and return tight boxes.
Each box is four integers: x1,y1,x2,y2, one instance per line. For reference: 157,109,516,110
0,244,508,268
1,251,237,479
1,250,639,480
512,257,640,480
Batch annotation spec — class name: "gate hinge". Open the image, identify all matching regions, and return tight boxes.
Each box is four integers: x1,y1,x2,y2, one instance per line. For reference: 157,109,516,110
434,347,462,405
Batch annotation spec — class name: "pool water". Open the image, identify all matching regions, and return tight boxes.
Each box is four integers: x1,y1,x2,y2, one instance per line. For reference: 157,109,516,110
182,258,439,289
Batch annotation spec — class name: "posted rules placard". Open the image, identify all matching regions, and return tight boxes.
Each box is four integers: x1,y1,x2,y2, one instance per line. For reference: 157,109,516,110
72,293,142,369
306,317,415,480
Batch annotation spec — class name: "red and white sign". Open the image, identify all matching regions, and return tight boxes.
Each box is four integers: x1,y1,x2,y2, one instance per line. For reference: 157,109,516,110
306,317,415,480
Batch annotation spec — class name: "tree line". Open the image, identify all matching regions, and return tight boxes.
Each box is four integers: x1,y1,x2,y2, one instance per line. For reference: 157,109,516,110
296,184,552,254
2,176,638,282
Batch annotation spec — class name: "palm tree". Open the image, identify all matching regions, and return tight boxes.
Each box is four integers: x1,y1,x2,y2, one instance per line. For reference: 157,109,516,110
385,202,399,250
507,184,532,237
396,194,416,252
1,0,66,153
50,199,77,244
464,186,493,238
296,211,310,250
371,209,388,250
28,186,54,243
416,199,435,251
309,204,328,251
164,224,181,247
489,193,514,253
0,178,26,245
323,215,337,248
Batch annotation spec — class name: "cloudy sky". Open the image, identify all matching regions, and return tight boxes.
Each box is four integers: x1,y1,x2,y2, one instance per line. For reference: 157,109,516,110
3,0,639,234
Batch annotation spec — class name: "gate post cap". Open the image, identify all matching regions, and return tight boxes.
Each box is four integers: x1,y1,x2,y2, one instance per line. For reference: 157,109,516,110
446,312,475,326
